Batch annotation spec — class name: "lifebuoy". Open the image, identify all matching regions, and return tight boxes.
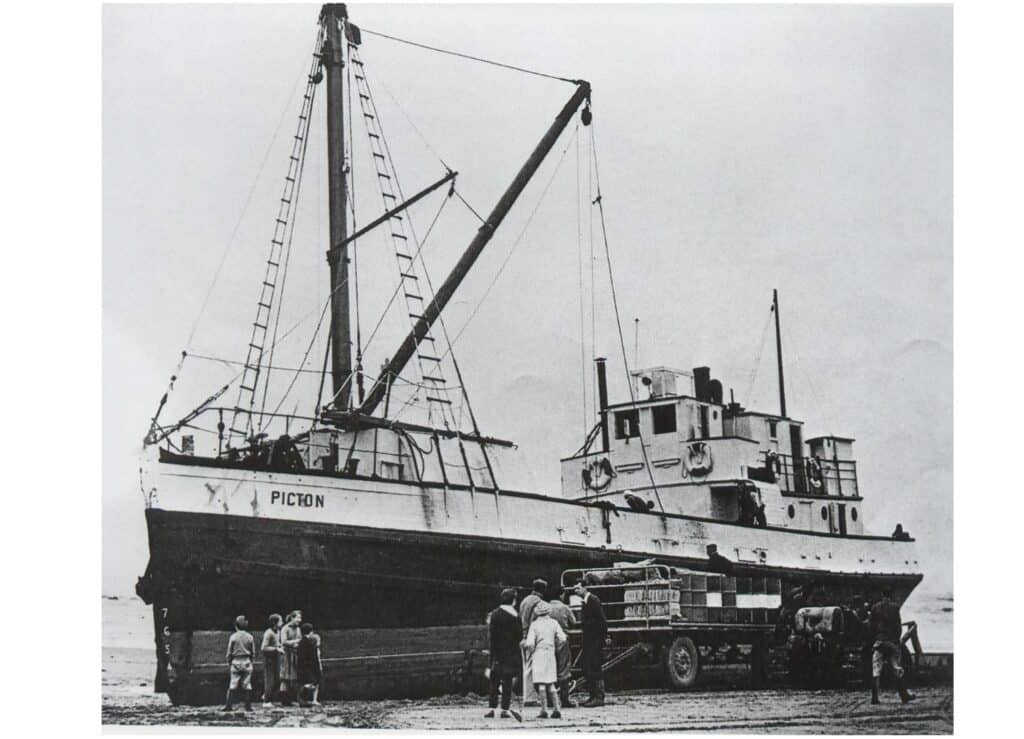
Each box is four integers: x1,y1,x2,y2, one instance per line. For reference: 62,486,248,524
582,457,616,491
684,441,713,477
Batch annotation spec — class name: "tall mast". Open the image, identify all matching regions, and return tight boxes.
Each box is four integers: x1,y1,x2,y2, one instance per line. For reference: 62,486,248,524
321,3,352,409
773,288,787,418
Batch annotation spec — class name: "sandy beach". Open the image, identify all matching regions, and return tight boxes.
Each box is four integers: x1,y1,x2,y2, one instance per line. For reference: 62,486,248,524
103,644,952,732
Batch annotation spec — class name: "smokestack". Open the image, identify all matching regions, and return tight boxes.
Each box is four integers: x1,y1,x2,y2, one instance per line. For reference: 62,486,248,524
693,366,711,402
595,358,610,453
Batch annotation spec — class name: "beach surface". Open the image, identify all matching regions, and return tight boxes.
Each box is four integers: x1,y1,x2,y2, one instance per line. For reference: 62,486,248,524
103,644,952,732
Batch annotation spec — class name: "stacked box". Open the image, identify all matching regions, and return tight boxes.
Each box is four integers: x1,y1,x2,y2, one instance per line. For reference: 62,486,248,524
675,568,782,624
623,581,681,619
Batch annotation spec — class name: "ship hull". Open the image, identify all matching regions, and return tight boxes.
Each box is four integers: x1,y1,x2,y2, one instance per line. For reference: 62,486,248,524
139,503,921,703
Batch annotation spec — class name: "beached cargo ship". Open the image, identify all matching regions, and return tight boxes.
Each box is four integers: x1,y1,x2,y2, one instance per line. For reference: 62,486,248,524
134,4,922,704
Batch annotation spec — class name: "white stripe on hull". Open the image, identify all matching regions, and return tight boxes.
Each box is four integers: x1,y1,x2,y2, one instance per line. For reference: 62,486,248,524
142,451,922,580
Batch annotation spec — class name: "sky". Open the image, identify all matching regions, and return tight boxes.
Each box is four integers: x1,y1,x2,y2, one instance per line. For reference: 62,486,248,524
103,3,952,596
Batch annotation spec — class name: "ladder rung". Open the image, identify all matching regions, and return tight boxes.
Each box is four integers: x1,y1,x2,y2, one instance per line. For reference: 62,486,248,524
360,93,370,100
396,253,412,260
382,193,397,200
267,261,279,268
294,135,304,141
289,156,299,162
420,335,436,342
253,322,267,330
271,239,283,246
404,293,422,300
228,427,248,436
263,281,275,288
390,214,403,220
426,396,453,405
286,176,296,183
392,233,407,240
422,376,444,383
280,198,291,205
419,355,441,362
258,301,272,310
364,113,375,120
377,172,391,180
368,132,379,139
239,385,255,393
400,273,418,280
409,313,423,320
276,218,287,226
372,152,385,159
248,343,263,351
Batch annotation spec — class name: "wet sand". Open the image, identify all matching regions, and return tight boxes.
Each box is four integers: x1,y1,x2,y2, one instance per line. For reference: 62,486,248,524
103,647,952,732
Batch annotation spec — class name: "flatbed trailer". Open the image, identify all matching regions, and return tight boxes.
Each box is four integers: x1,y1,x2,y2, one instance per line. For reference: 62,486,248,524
560,564,778,690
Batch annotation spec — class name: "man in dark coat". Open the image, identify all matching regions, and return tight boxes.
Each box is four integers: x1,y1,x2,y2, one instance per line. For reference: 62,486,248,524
869,588,915,704
573,581,608,707
486,588,523,718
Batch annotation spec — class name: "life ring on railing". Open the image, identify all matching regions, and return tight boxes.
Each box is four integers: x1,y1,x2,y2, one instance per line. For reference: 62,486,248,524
582,457,616,491
806,456,823,490
684,441,713,477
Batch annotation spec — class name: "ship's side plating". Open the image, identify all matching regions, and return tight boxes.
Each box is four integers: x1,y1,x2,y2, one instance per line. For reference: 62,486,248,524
137,446,921,703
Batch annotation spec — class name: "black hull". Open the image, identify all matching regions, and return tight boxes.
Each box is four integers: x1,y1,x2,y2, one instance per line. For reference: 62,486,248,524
139,508,921,704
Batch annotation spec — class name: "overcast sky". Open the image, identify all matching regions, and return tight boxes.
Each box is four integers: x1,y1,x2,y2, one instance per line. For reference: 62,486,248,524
103,3,952,596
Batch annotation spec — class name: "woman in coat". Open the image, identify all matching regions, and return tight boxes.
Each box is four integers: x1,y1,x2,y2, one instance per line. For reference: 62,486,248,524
279,610,303,706
524,601,567,718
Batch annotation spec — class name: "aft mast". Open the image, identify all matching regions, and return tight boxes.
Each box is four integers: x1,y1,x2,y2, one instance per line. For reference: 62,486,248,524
773,288,787,418
321,3,353,410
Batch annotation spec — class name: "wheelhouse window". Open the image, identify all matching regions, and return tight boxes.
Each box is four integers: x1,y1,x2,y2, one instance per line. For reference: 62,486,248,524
614,409,640,439
652,404,677,435
768,420,778,439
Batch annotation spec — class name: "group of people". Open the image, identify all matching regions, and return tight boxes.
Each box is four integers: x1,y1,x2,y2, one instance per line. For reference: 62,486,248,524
485,578,608,720
223,609,323,711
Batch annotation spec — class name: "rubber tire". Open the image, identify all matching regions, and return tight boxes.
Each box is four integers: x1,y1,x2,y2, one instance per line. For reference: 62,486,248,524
663,636,701,690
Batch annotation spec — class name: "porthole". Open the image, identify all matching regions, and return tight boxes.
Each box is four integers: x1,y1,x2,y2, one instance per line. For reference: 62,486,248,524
851,507,858,522
787,504,795,519
820,506,829,521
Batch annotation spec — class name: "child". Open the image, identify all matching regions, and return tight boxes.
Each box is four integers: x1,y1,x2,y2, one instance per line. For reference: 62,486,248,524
296,622,323,707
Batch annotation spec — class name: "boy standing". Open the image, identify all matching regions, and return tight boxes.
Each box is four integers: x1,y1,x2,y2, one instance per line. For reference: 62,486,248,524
224,615,256,711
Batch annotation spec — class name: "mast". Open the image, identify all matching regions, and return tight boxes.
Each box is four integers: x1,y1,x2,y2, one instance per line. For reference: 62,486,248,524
321,3,352,409
773,288,787,418
359,81,592,416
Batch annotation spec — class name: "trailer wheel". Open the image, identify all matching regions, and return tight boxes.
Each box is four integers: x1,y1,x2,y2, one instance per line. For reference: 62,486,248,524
664,636,700,690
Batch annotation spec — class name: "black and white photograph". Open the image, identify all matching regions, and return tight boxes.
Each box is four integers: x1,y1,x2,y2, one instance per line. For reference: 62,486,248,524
97,0,959,732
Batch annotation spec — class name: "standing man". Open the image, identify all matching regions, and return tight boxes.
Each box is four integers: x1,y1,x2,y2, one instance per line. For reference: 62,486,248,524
223,615,256,712
485,588,522,718
573,581,608,707
869,588,915,705
518,579,547,706
547,587,577,708
260,614,283,706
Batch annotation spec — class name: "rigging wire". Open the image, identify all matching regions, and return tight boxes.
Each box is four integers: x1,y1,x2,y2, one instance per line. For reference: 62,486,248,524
183,65,308,352
453,189,486,225
440,125,579,358
589,121,665,514
256,62,319,433
743,305,775,407
359,27,578,85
